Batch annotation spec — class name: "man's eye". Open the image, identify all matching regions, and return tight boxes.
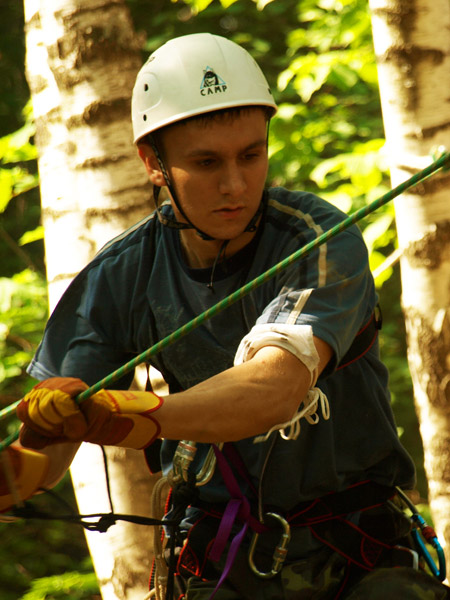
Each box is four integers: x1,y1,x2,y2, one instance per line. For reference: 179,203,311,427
199,159,215,167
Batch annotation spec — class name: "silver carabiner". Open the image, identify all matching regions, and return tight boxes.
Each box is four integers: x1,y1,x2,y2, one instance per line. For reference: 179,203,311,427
248,512,291,579
171,440,197,484
195,443,223,486
171,440,222,487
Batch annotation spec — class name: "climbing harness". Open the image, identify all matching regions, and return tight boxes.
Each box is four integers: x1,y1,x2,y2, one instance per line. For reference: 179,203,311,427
0,151,449,598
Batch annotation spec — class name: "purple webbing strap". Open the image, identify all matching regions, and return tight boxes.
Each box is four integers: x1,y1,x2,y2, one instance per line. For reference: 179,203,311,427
206,444,266,599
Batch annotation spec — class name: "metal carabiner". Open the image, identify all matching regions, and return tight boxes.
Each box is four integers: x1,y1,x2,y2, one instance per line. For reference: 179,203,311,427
171,440,197,484
248,512,291,579
396,487,446,581
171,440,223,487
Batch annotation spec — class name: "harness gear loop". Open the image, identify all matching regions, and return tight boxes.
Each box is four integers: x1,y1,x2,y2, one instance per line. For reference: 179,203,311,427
248,512,291,579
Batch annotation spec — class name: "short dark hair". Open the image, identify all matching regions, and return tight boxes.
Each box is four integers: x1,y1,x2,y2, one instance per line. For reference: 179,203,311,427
138,105,273,149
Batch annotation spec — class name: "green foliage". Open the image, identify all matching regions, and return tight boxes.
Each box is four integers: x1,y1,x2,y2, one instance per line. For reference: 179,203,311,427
0,0,29,135
0,119,38,211
0,269,48,406
0,103,43,277
0,476,99,600
0,103,47,408
20,569,100,600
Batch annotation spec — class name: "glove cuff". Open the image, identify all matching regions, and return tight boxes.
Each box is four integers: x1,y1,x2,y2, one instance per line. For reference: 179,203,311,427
0,446,49,513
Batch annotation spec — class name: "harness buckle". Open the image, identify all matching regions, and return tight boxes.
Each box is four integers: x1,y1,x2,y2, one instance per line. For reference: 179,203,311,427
248,512,291,579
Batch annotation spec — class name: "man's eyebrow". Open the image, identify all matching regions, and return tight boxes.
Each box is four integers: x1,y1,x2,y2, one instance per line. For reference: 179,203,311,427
184,139,267,158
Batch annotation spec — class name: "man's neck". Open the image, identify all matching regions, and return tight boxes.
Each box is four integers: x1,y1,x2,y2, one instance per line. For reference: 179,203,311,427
179,229,258,269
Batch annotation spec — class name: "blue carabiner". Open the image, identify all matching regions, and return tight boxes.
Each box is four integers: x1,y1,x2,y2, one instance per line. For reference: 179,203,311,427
396,487,446,581
410,513,446,581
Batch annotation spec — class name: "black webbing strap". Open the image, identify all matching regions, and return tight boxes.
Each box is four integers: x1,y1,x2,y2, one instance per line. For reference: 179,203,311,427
287,480,394,524
287,481,414,571
309,517,414,571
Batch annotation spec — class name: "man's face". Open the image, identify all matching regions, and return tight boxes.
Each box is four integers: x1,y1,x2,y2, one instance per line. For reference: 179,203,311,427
159,108,269,242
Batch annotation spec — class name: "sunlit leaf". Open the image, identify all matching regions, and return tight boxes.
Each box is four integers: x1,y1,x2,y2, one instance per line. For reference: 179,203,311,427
370,249,393,288
0,169,14,212
19,226,45,246
20,570,99,600
363,213,394,253
0,121,37,164
0,277,15,313
255,0,276,9
181,0,214,12
319,185,354,213
220,0,239,7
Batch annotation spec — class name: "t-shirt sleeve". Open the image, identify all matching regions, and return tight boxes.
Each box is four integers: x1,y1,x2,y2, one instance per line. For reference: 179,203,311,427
27,265,136,389
255,225,375,371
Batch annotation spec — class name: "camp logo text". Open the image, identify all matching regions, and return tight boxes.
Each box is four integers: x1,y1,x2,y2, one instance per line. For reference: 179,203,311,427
200,67,227,96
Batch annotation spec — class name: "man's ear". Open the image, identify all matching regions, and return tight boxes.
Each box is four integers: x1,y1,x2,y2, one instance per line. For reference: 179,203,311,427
137,144,166,187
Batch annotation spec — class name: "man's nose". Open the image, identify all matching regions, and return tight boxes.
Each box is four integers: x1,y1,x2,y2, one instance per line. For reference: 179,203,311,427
219,162,246,196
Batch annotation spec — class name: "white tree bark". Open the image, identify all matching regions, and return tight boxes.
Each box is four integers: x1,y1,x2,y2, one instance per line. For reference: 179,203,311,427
369,0,450,571
23,1,160,597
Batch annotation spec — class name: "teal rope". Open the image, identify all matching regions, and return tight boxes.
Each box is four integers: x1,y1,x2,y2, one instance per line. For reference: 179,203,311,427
1,151,449,453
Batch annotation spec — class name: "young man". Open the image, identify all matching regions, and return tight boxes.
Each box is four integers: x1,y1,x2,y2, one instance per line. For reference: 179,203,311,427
7,33,450,598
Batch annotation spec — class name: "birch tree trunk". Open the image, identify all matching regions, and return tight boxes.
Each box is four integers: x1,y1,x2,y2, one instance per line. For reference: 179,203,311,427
23,1,159,597
369,0,450,571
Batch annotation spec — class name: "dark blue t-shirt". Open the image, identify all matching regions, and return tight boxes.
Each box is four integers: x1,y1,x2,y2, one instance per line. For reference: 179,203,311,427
28,187,415,516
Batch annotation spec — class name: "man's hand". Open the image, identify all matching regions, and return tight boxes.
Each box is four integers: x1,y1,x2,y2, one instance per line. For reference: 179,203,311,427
17,377,163,450
0,445,49,514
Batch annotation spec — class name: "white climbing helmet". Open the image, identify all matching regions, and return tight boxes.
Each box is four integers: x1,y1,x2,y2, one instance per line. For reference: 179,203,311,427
131,32,277,143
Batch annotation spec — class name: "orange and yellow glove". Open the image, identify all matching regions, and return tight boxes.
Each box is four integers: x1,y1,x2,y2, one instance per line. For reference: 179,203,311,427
17,377,163,450
0,445,49,514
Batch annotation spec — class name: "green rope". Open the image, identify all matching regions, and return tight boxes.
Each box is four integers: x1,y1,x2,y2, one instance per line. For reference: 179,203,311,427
1,151,449,453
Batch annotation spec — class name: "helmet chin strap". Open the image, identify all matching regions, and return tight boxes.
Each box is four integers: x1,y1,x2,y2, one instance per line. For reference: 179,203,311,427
148,135,264,242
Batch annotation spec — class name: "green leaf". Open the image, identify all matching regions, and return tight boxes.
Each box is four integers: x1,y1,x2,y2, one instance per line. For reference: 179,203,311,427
19,226,44,246
370,249,393,288
330,63,359,89
181,0,214,12
220,0,240,7
0,168,14,212
0,276,16,313
0,270,48,390
319,184,354,213
0,121,37,164
363,213,394,253
255,0,276,9
20,570,99,600
0,166,38,213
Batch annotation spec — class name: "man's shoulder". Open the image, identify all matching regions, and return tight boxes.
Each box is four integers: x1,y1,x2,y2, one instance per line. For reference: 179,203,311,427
93,211,160,263
267,186,347,218
265,186,352,234
66,211,162,295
